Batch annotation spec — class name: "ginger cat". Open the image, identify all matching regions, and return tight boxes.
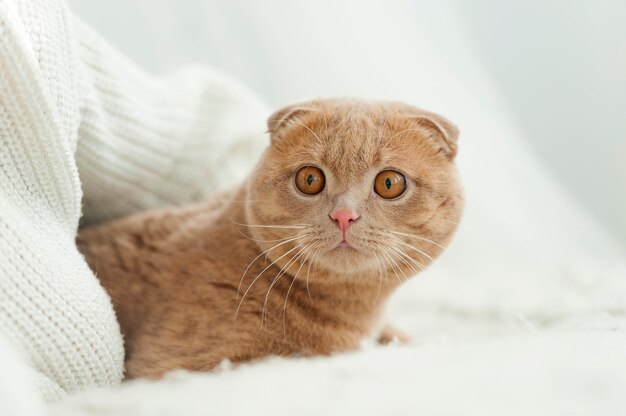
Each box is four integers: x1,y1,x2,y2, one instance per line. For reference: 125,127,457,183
77,98,463,379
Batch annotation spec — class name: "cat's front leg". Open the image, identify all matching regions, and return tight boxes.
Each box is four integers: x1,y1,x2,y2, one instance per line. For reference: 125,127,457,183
377,324,411,345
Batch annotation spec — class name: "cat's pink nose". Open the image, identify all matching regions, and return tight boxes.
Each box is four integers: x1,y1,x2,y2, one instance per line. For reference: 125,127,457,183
330,209,360,232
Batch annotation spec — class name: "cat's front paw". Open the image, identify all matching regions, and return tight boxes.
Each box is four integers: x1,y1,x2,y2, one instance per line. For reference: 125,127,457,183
377,324,411,345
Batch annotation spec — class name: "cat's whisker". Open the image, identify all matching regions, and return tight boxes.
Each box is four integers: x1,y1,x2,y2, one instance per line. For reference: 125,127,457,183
405,257,426,273
267,116,325,149
231,219,311,229
236,234,309,302
383,247,411,282
372,252,384,306
369,241,389,290
383,245,411,283
379,116,390,144
388,246,422,275
283,119,324,147
313,249,320,275
316,99,330,143
390,238,433,264
377,246,403,285
282,245,313,341
402,255,425,275
384,252,405,284
236,228,305,243
261,242,309,328
387,246,416,274
261,245,303,327
387,241,428,271
305,248,320,303
388,230,446,250
235,242,303,320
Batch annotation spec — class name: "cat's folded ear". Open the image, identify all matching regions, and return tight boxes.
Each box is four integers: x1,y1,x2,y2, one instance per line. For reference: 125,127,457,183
267,102,317,141
406,111,459,158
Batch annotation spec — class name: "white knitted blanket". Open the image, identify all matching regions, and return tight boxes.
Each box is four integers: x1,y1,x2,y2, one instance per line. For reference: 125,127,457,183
2,1,626,415
0,0,267,408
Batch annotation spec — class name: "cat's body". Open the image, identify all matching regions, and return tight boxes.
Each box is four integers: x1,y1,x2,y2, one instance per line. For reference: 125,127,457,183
78,191,394,378
77,98,463,378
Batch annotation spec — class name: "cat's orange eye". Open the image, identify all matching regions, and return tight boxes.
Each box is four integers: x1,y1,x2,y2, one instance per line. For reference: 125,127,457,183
295,166,325,195
374,170,407,199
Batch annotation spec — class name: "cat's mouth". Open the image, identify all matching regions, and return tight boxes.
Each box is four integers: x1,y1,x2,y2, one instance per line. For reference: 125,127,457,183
334,229,356,250
321,235,382,273
333,236,358,251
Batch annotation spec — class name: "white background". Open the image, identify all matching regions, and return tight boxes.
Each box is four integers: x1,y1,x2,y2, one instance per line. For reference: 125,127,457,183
69,0,626,242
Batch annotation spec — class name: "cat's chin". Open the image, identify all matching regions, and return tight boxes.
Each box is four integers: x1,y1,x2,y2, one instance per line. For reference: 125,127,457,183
316,246,380,275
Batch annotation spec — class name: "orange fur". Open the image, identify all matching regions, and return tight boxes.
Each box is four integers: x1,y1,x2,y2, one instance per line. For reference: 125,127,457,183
76,98,464,379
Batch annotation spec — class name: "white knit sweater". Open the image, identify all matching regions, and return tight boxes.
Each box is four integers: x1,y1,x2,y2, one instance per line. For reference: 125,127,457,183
0,0,268,403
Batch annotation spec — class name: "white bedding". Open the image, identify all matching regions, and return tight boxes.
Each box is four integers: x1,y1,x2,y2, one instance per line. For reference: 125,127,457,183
50,328,626,416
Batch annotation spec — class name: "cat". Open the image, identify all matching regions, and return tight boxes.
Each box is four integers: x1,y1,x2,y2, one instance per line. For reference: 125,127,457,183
76,98,463,379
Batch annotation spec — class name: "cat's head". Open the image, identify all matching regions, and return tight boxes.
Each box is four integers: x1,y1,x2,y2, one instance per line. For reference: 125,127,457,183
243,98,463,282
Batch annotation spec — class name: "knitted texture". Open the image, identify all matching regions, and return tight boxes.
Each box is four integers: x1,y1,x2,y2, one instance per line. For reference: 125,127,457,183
0,0,268,402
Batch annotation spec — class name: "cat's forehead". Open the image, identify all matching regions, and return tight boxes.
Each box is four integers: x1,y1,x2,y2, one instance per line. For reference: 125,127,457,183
280,104,433,179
